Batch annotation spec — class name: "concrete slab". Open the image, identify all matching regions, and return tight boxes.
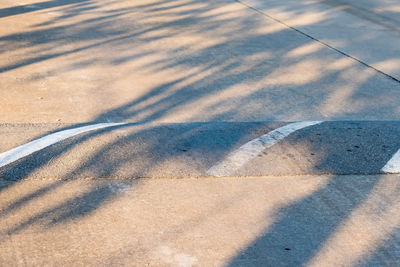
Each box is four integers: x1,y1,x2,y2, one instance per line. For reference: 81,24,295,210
0,176,398,266
0,0,399,124
241,0,400,80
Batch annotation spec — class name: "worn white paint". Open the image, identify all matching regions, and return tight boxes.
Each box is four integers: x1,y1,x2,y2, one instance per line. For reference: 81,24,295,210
157,245,198,267
0,123,124,168
382,150,400,173
207,121,323,176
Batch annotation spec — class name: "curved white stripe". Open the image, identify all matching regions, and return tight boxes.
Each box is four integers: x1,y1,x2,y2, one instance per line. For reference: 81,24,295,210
207,121,323,177
382,150,400,173
0,123,125,168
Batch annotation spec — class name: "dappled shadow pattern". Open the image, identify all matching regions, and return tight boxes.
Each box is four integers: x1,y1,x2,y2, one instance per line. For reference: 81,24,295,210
0,0,399,264
228,174,400,266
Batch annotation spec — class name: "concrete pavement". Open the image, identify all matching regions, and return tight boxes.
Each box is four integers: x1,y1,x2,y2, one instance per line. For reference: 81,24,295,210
1,0,399,123
0,176,399,266
240,0,400,80
1,0,400,265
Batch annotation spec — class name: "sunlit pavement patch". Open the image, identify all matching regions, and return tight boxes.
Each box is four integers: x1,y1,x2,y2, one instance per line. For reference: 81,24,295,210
0,121,400,179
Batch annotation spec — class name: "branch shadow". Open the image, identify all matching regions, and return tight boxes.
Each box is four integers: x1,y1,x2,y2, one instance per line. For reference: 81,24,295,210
0,0,93,19
0,0,399,264
226,175,381,266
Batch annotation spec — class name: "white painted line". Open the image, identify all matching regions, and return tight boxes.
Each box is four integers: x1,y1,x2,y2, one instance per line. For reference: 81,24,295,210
207,121,323,177
382,150,400,173
0,123,124,169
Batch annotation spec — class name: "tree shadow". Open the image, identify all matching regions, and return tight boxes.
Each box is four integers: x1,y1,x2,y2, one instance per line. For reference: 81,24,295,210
0,0,399,263
0,0,93,19
363,228,400,266
241,121,400,176
226,174,386,266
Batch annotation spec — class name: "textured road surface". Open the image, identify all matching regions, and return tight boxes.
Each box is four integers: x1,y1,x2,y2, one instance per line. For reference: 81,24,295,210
1,0,400,266
0,176,399,266
1,121,400,179
1,0,399,123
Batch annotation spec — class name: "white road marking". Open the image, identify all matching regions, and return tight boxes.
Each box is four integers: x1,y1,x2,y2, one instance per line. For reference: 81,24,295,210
382,150,400,173
207,121,323,176
0,123,124,169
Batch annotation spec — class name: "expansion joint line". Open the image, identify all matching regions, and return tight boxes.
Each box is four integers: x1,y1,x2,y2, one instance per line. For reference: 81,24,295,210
234,0,400,84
